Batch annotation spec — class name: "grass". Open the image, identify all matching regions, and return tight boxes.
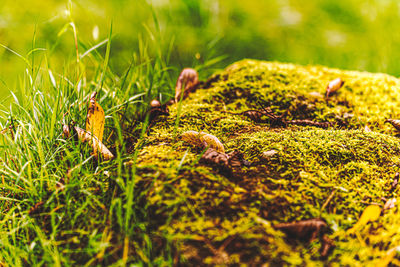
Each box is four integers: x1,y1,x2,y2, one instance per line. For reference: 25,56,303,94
0,18,179,264
3,0,400,265
0,6,227,262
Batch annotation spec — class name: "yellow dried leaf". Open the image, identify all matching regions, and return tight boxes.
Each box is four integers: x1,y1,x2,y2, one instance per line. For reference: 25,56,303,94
181,131,225,153
75,127,114,160
86,92,105,142
181,130,203,147
199,132,225,153
377,247,398,267
347,205,381,234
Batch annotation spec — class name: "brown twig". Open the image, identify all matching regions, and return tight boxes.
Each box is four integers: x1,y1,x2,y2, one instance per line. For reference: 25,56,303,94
320,190,336,213
288,119,333,129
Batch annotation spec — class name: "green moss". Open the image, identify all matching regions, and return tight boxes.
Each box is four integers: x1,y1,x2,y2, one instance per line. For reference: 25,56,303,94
135,59,400,265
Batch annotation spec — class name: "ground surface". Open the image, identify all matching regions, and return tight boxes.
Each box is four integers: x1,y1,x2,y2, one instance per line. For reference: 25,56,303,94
138,59,400,265
3,59,400,266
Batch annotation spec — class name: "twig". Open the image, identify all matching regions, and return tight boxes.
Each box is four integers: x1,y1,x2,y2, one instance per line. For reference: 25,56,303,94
321,190,336,213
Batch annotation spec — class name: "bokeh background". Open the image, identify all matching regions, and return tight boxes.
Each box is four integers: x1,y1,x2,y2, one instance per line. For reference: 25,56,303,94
1,0,400,98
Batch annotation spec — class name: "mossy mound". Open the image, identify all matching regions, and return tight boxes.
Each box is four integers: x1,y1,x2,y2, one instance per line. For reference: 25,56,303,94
135,60,400,265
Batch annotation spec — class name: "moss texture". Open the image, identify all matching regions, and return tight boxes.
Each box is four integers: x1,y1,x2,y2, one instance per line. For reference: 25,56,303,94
134,59,400,265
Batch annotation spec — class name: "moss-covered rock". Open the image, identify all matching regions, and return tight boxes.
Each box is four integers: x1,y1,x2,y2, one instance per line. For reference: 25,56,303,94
134,59,400,265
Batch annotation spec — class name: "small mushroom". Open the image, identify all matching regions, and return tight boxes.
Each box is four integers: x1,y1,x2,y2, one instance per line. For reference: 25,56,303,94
175,68,199,102
326,78,344,98
63,124,71,138
147,99,169,122
150,99,161,108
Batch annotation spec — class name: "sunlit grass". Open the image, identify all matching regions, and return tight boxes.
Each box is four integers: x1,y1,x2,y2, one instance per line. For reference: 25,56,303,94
0,16,179,264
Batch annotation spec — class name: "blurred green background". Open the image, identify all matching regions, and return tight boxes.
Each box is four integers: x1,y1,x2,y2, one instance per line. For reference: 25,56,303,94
1,0,400,98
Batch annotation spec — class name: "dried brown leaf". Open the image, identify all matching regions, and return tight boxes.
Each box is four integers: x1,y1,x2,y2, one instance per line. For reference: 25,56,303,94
320,235,335,259
200,148,229,171
288,119,332,129
224,107,286,126
29,201,45,216
274,218,327,242
200,148,248,176
385,119,400,132
261,150,278,159
1,125,15,139
75,126,114,160
181,131,225,153
391,172,399,193
0,127,8,135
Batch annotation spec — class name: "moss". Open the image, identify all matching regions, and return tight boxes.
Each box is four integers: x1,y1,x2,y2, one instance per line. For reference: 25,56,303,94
134,59,400,265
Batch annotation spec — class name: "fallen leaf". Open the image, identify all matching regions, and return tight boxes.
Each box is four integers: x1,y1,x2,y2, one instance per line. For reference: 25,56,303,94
200,148,248,175
181,131,225,153
0,121,15,139
274,218,327,242
320,235,335,259
223,107,286,126
200,148,229,168
86,92,105,142
389,173,399,194
377,246,399,267
199,132,225,153
29,201,45,216
0,127,8,135
175,68,199,102
347,205,381,234
181,130,204,148
385,119,400,131
75,126,114,160
326,78,344,98
288,119,332,129
227,150,251,167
